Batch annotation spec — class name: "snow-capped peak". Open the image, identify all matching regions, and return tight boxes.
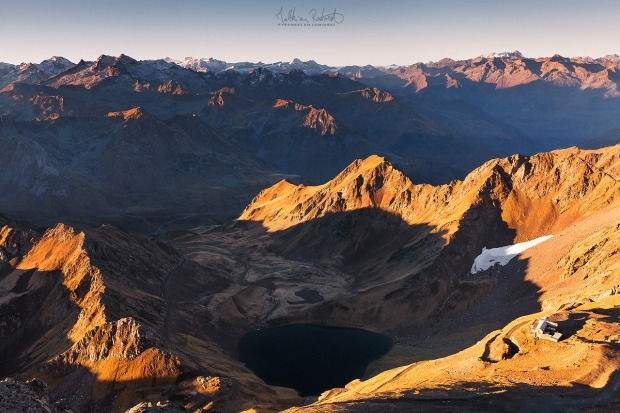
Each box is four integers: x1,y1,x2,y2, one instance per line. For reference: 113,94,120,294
173,57,228,73
172,57,339,75
34,56,75,76
481,51,525,59
599,54,620,62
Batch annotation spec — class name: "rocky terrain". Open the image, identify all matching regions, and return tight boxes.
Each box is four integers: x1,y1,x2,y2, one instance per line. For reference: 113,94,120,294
0,213,301,412
3,143,620,411
174,145,620,412
2,52,620,413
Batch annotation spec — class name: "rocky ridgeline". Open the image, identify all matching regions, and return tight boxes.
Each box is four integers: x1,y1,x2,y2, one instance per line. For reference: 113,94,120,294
240,146,620,240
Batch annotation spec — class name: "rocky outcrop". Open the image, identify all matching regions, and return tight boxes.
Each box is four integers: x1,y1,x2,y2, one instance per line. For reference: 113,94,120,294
358,87,393,102
272,99,338,135
126,402,190,413
0,214,41,272
44,318,163,366
0,378,71,413
207,87,235,107
157,80,184,94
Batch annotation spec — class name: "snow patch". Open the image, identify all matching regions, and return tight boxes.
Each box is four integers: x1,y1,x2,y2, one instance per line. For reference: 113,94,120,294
470,235,553,273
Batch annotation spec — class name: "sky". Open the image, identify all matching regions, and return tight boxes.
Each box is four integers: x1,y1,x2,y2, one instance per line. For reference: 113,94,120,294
1,0,619,66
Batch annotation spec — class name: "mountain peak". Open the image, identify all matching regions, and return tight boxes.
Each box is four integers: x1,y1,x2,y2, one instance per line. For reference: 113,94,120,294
600,54,620,62
45,56,73,65
481,50,524,59
273,98,295,108
336,154,390,175
34,56,75,77
302,107,337,135
239,155,413,232
117,54,138,64
106,107,147,120
95,54,118,65
358,87,393,102
549,53,569,62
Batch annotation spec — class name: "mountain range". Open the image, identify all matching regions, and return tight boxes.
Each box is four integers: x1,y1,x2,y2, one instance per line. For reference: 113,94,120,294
3,51,620,412
1,52,619,230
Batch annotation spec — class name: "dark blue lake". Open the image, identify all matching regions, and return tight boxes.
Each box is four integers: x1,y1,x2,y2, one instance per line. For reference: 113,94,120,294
238,324,392,396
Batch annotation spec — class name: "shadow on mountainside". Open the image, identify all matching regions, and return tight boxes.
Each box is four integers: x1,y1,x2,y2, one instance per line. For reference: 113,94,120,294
223,201,561,385
0,268,78,377
170,203,546,369
0,204,550,412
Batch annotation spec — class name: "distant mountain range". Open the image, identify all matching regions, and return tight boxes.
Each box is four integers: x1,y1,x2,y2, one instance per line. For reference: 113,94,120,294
3,51,619,86
0,56,74,87
1,52,619,231
2,51,620,146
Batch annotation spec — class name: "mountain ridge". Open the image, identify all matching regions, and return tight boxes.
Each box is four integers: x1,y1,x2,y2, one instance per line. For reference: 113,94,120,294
4,51,620,87
240,146,620,241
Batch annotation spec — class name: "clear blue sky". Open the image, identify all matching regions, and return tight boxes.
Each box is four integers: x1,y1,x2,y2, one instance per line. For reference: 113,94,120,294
1,0,619,66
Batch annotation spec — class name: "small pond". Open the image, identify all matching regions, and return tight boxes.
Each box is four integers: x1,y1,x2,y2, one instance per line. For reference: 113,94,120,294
238,324,392,396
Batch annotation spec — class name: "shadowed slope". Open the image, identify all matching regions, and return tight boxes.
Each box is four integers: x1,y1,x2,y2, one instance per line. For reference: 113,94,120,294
0,100,287,231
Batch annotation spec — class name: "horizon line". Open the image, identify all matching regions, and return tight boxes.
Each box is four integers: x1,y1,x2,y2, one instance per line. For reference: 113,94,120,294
2,50,620,68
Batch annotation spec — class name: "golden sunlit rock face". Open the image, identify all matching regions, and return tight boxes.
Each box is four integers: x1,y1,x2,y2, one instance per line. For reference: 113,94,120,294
240,146,620,241
0,222,183,411
235,147,620,411
268,152,620,411
106,107,146,120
